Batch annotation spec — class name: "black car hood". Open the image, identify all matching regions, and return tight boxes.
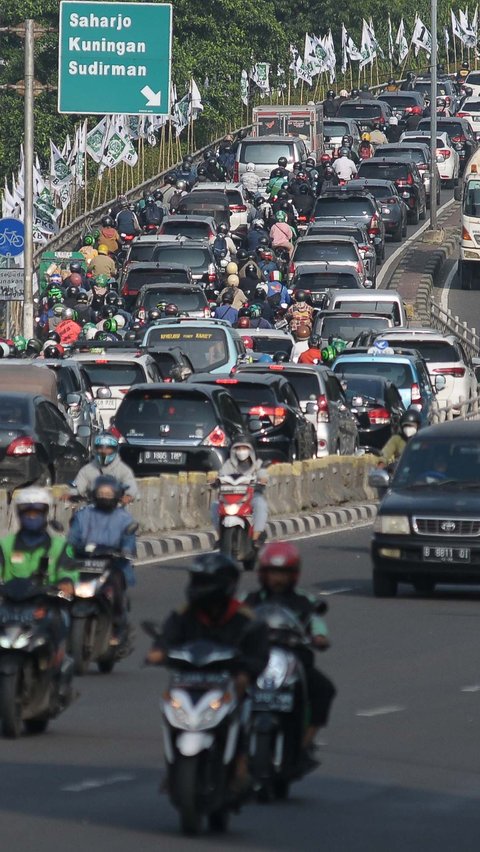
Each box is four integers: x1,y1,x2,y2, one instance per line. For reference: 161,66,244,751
380,487,480,515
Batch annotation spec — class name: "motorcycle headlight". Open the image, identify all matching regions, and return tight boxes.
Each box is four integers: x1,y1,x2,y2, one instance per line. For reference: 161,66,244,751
75,579,100,598
374,515,410,535
256,649,289,689
224,504,241,515
164,693,191,729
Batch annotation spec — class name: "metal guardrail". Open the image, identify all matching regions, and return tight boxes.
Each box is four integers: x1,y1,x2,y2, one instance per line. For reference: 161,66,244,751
429,300,480,359
432,393,480,423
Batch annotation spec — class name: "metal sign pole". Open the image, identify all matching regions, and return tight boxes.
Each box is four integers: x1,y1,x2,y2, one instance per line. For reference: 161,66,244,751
23,19,34,339
430,0,438,230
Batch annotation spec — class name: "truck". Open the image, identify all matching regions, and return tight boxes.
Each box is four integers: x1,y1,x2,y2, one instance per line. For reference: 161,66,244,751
457,148,480,289
251,104,324,157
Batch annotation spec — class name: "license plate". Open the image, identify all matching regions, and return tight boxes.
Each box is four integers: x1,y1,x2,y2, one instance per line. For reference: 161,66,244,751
251,690,294,712
423,546,471,563
96,399,116,409
139,450,186,464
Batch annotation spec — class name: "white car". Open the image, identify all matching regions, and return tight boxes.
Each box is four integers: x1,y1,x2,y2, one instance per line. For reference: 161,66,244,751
373,328,478,414
399,131,460,186
71,352,163,420
464,70,480,98
457,97,480,141
191,182,252,240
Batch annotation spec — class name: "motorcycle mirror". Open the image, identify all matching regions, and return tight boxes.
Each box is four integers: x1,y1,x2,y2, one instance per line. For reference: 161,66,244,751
141,619,163,639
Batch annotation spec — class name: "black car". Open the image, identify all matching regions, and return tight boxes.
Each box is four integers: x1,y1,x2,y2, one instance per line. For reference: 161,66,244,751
335,99,392,132
133,283,210,320
356,158,427,225
0,392,88,491
313,189,386,262
120,261,194,307
345,179,408,241
290,264,364,307
416,117,477,173
177,190,231,228
113,383,246,474
374,143,440,208
188,373,317,463
341,373,405,451
370,421,480,596
376,91,426,130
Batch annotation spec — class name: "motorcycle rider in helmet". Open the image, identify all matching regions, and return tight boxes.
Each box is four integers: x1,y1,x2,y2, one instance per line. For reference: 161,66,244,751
369,122,388,148
332,147,357,181
298,331,323,364
270,156,289,179
286,289,314,336
378,408,422,468
98,216,121,254
323,89,337,117
240,162,261,196
400,71,416,91
145,552,270,794
67,432,139,503
211,437,269,550
213,288,239,325
290,322,312,362
359,82,371,100
245,540,336,760
115,199,142,238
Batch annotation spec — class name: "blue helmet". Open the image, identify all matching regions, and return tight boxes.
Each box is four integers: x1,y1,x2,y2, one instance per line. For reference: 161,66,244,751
93,432,118,466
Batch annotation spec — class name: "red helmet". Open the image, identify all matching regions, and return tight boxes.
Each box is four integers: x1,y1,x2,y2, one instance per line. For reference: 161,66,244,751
258,541,301,584
237,316,251,328
320,153,331,164
165,303,179,316
243,335,255,350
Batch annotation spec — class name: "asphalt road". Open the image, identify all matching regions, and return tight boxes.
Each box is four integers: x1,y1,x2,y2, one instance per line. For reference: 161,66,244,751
3,521,480,851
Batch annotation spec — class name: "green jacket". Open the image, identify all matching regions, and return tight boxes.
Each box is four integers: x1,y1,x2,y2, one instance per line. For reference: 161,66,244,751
0,532,79,585
380,433,407,466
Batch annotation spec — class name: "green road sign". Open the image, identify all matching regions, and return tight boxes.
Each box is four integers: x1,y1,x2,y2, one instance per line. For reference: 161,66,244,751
58,1,172,115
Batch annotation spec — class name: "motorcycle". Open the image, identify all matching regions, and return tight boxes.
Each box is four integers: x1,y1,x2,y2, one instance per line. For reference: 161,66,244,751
217,473,256,571
142,223,160,235
248,603,324,800
117,232,136,266
69,548,133,675
143,623,243,836
0,576,74,738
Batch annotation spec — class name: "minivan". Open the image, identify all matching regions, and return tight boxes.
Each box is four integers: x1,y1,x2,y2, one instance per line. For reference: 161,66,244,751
233,135,309,184
323,289,407,327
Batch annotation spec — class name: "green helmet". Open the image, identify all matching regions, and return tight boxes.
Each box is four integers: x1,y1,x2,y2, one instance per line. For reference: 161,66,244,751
95,274,109,287
103,318,118,333
83,234,94,246
321,344,337,364
249,304,262,319
93,228,100,241
13,334,27,352
47,287,64,303
276,210,288,223
332,337,347,354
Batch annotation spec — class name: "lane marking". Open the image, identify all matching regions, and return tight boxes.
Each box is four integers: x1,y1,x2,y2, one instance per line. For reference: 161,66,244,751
61,774,135,793
319,587,354,596
461,684,480,693
377,195,456,288
440,260,458,313
356,705,406,717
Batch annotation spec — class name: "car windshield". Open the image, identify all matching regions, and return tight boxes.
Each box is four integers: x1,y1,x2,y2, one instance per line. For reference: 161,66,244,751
314,197,374,218
142,289,207,311
333,359,413,388
319,316,391,341
358,162,410,180
293,272,361,290
395,437,480,487
324,121,350,138
116,391,216,440
145,327,229,371
125,267,190,286
152,247,210,272
81,362,146,387
293,243,358,263
160,221,213,239
239,143,292,164
463,179,480,216
337,103,382,118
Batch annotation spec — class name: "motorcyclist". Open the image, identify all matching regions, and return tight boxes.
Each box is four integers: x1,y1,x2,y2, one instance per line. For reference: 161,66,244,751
213,289,239,325
298,331,323,364
169,179,189,213
63,261,87,290
295,183,316,219
97,217,121,255
246,219,270,253
321,164,340,189
89,245,117,280
68,432,139,503
218,143,235,178
270,156,289,179
332,147,357,181
217,275,248,310
359,83,371,100
369,122,388,149
378,408,422,468
205,155,226,182
385,78,398,93
359,134,373,159
269,210,294,256
140,195,163,229
291,323,311,362
248,303,272,329
323,89,337,117
400,71,416,91
386,115,402,143
212,436,269,549
68,475,137,643
145,552,270,795
286,289,314,335
240,262,261,300
456,60,470,85
115,200,142,237
245,541,336,760
79,234,98,267
240,162,261,196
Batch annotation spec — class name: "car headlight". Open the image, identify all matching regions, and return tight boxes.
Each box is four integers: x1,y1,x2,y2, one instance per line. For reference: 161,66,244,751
257,649,289,689
374,515,410,535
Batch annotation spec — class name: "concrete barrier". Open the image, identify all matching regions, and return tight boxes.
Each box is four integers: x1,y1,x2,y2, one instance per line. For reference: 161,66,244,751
0,454,378,536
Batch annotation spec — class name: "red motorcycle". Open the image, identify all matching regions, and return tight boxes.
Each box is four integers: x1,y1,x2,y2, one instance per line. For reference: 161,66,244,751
217,473,256,570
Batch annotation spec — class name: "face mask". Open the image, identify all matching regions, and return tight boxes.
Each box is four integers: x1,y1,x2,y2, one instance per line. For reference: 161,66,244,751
21,515,47,533
402,425,418,439
95,452,116,467
235,448,250,462
94,497,117,512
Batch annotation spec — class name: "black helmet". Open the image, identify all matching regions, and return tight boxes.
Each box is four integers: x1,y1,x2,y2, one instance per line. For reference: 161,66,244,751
182,162,192,173
257,236,269,248
75,289,89,304
238,306,251,318
308,332,321,348
187,553,239,607
26,338,42,356
351,88,360,97
294,288,307,302
203,149,213,161
148,308,161,322
293,161,302,172
401,408,422,427
46,331,61,344
271,167,284,179
153,189,163,201
70,261,82,274
278,156,288,168
277,189,289,200
43,343,63,359
197,163,208,177
406,71,415,81
462,61,469,70
217,222,229,236
207,156,217,166
66,285,79,300
305,157,316,169
245,262,257,276
101,305,115,319
272,351,289,362
326,89,335,99
236,248,248,261
388,78,396,86
361,83,369,92
105,291,120,306
184,154,194,165
221,289,234,304
101,216,114,227
437,97,446,107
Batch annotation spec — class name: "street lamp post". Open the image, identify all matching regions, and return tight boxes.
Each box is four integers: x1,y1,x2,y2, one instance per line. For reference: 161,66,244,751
430,0,438,230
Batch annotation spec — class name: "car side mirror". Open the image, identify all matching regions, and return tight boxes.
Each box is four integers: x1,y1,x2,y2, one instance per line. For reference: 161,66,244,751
454,186,462,202
248,416,262,433
66,392,81,406
96,386,112,399
368,468,391,489
434,374,446,392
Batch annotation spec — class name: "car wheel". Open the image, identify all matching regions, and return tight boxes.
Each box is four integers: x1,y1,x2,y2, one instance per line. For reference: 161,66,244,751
402,218,408,237
419,201,426,221
392,222,402,242
372,569,397,598
460,261,472,290
408,205,419,225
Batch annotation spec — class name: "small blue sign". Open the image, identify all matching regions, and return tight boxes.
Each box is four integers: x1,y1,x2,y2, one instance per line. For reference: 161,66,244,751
0,218,25,257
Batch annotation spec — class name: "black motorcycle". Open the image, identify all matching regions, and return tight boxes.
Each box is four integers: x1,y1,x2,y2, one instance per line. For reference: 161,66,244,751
0,577,74,738
69,549,132,675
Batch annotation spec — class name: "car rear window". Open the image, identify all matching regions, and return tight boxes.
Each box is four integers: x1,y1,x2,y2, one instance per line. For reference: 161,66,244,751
466,72,480,85
342,375,386,403
293,243,358,263
383,340,460,363
314,197,375,218
151,247,210,272
278,372,320,400
324,121,350,137
160,221,213,239
464,100,480,112
145,327,228,371
333,359,413,388
336,103,382,118
379,95,420,108
249,336,293,356
0,396,29,426
358,184,394,201
358,162,409,180
116,391,216,440
308,226,364,242
142,288,207,312
225,190,243,206
80,362,146,387
239,142,293,164
219,383,276,410
414,81,451,96
318,316,391,340
332,299,398,316
418,120,464,138
379,147,427,164
294,272,361,290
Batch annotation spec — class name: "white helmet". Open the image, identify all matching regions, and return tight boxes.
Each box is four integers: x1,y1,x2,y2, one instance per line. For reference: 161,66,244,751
84,324,98,340
13,486,52,512
113,314,126,329
246,162,255,172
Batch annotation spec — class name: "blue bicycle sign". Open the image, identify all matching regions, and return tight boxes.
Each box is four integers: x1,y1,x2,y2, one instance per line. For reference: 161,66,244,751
0,218,25,257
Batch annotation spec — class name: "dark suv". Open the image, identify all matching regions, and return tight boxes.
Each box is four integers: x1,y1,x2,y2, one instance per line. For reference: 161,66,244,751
357,158,427,225
314,189,386,261
335,99,391,131
376,91,426,130
120,262,193,307
416,117,477,173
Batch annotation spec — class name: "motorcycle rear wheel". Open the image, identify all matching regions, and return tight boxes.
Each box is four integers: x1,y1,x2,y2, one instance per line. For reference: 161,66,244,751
173,756,203,836
70,618,94,676
208,807,230,832
0,671,23,738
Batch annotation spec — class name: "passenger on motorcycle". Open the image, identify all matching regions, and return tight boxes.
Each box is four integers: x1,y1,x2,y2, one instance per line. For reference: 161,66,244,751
332,148,357,181
115,201,142,238
240,162,262,195
69,433,139,503
270,210,294,256
213,289,239,325
270,156,289,179
88,245,117,281
291,323,311,362
212,437,269,549
141,195,163,229
97,217,122,254
245,541,336,758
369,122,388,148
298,331,323,364
286,289,314,335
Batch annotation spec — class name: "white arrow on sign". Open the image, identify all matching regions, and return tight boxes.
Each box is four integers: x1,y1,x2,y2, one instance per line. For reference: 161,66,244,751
141,85,161,106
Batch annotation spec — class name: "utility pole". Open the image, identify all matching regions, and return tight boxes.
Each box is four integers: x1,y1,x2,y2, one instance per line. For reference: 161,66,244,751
430,0,438,230
23,19,34,339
